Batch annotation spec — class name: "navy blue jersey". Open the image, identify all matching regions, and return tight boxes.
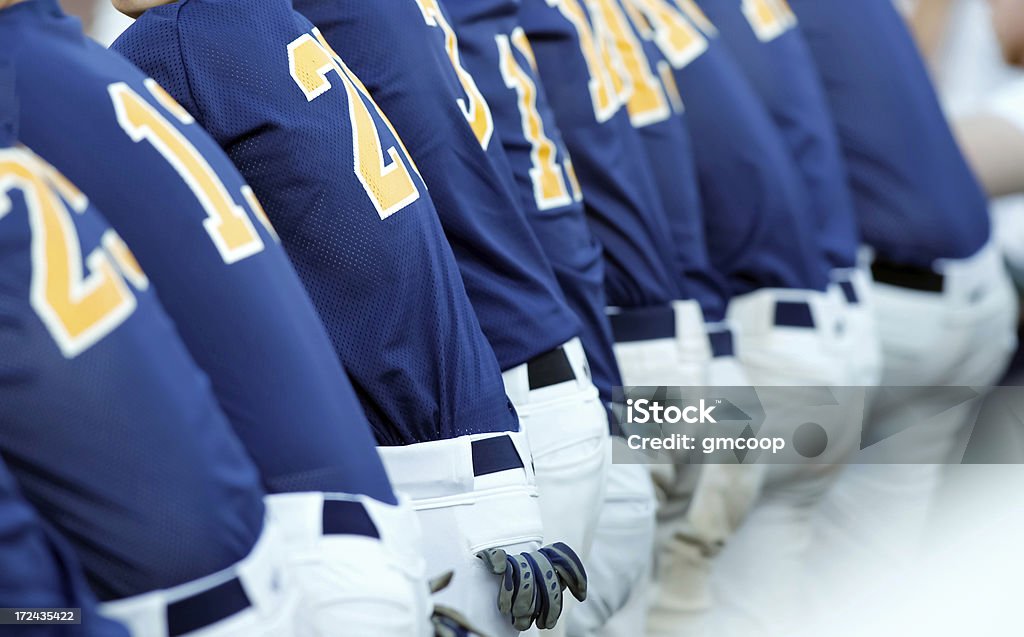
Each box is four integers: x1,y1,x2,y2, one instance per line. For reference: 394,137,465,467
517,0,683,309
293,0,580,372
789,0,989,266
0,458,129,637
698,0,860,270
0,142,263,600
5,0,397,502
113,0,517,445
438,0,622,404
599,0,730,321
627,0,830,295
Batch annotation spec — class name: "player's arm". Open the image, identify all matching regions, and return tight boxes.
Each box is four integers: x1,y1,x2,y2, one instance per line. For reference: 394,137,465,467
0,458,129,637
905,0,954,73
953,111,1024,198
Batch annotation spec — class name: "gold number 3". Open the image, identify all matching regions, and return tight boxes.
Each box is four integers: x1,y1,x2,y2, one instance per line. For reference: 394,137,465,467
288,29,422,221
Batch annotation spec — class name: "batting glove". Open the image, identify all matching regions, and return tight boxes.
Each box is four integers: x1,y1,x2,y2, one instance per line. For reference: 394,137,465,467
476,542,588,631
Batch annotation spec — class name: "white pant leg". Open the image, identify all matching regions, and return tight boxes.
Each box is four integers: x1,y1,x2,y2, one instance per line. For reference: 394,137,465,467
100,515,299,637
577,303,704,637
834,267,884,387
810,243,1018,610
263,492,432,637
503,339,612,637
379,432,544,637
648,354,761,637
708,288,859,637
567,438,657,637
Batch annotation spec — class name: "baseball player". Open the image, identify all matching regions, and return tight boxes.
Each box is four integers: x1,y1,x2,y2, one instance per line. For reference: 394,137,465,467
0,139,291,635
401,0,630,630
575,3,767,637
789,0,1017,598
619,2,864,634
113,1,585,634
698,0,881,389
508,0,738,633
5,2,443,633
0,457,128,637
291,2,610,614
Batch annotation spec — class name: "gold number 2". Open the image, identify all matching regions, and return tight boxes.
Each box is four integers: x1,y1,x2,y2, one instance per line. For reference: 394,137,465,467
289,30,422,221
0,148,141,358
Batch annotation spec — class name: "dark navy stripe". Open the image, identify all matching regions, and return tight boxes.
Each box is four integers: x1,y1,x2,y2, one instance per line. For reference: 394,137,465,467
167,577,250,637
607,305,676,343
527,346,576,390
471,435,524,476
774,301,815,328
323,499,379,538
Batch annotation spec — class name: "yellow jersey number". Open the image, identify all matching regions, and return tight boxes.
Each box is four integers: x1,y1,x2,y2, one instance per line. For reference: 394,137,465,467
497,28,584,210
0,148,147,358
288,29,422,221
109,80,273,265
412,0,495,150
741,0,796,42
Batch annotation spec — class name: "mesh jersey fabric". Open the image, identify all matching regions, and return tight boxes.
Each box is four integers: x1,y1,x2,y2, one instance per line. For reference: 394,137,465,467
6,0,397,504
518,0,685,309
295,0,582,372
789,0,990,266
112,0,518,445
438,0,624,402
0,142,263,599
699,0,860,271
640,4,831,294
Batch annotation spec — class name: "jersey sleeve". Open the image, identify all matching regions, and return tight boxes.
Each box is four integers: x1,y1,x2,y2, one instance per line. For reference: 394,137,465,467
698,0,860,272
113,0,517,445
0,146,265,600
15,10,400,500
789,0,990,265
293,0,581,371
516,0,684,309
0,458,130,637
440,0,625,403
631,1,831,295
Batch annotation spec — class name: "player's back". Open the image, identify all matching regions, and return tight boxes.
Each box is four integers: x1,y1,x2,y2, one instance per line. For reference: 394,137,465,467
627,0,831,296
594,0,730,321
517,0,684,310
699,0,860,271
440,0,624,403
294,0,581,373
0,144,264,601
112,0,516,445
0,457,130,637
4,0,397,502
788,0,989,266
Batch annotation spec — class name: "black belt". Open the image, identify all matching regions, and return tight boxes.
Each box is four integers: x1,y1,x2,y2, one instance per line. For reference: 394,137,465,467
471,434,526,477
526,345,576,390
607,305,676,343
322,498,380,538
166,499,381,636
708,329,735,357
837,279,859,304
774,301,815,328
871,259,944,293
167,574,250,637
